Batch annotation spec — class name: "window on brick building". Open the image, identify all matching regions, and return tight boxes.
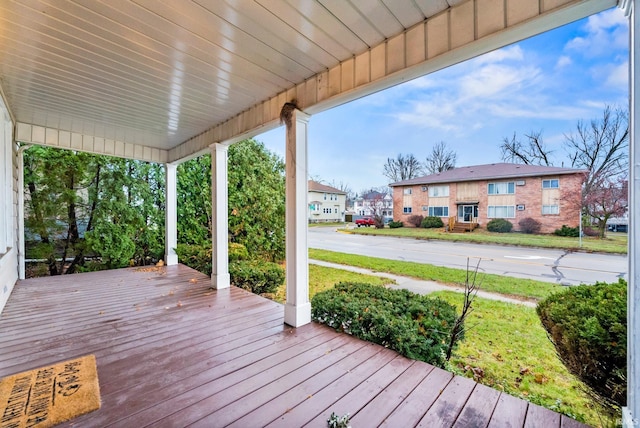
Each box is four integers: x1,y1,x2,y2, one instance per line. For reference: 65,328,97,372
542,205,559,215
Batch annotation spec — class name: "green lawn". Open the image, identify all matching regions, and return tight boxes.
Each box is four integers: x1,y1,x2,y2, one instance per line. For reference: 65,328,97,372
434,291,615,427
270,263,612,427
345,226,628,254
271,263,394,303
309,248,561,300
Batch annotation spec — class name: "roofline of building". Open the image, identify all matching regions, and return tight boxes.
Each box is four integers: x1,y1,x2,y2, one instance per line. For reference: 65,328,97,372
389,169,587,187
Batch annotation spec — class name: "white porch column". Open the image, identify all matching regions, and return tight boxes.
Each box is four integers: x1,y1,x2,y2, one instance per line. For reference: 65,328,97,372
164,163,178,266
625,0,639,426
17,145,30,279
211,143,230,289
284,108,311,327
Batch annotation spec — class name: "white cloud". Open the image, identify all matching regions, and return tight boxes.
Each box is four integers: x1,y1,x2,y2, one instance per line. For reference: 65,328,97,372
555,55,572,69
605,61,629,89
565,8,628,57
471,45,524,66
458,64,541,99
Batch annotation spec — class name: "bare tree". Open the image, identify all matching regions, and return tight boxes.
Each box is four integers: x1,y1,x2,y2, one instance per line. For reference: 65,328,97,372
424,141,457,174
500,130,554,166
565,105,629,194
383,153,423,182
500,105,629,235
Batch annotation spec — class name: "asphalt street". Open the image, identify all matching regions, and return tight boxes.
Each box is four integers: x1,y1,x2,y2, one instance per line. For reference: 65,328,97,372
308,227,628,286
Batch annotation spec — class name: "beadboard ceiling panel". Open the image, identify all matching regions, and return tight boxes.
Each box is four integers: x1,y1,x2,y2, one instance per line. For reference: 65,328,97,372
0,0,617,161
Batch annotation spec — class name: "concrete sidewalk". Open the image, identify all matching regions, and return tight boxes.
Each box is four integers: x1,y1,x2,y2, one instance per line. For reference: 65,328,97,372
309,259,537,308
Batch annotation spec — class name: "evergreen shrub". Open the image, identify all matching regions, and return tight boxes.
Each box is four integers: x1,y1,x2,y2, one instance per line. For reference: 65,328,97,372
554,225,580,237
537,279,627,409
388,221,403,229
421,216,444,228
311,282,459,367
486,218,513,233
229,260,285,295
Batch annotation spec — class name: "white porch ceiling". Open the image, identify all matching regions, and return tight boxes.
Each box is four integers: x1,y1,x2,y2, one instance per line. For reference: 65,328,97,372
0,0,617,163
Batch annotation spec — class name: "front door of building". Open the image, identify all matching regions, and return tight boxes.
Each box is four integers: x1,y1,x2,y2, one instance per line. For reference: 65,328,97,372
458,205,478,222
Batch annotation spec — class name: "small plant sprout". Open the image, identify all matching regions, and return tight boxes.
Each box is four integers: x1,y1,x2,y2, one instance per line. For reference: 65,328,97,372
327,412,351,428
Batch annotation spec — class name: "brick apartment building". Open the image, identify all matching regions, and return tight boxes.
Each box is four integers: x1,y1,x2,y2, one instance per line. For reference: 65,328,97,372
389,163,586,233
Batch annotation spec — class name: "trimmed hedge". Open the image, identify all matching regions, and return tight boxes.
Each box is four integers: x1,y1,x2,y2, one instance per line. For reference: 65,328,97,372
537,279,627,409
388,221,404,229
229,260,285,295
421,216,444,228
554,225,580,237
311,282,459,367
175,242,249,276
174,244,212,275
486,218,513,233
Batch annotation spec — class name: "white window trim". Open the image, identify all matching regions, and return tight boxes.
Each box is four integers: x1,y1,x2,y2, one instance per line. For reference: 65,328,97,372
542,178,560,189
542,205,560,215
428,206,449,217
487,205,516,218
488,182,515,195
428,185,449,197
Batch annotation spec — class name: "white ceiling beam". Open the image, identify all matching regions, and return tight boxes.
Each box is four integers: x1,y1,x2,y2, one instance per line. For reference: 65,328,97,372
169,0,616,163
15,122,168,164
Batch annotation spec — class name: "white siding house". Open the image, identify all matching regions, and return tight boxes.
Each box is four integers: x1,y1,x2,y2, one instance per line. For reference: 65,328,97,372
308,181,346,223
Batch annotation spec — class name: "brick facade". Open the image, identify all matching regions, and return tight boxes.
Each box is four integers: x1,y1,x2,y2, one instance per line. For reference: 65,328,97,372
392,172,584,233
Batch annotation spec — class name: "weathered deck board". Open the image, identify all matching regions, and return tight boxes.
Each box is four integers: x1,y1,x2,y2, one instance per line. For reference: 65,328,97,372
0,264,590,427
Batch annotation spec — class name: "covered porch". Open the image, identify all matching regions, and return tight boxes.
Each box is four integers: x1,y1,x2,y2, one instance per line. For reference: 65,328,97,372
0,0,638,425
0,264,586,427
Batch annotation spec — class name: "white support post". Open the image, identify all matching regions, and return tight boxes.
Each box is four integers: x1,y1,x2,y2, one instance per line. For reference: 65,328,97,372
211,143,230,289
17,144,30,279
164,163,178,266
284,108,311,327
625,0,639,426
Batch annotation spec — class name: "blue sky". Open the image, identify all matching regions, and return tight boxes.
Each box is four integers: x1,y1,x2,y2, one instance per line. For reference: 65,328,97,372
256,7,629,194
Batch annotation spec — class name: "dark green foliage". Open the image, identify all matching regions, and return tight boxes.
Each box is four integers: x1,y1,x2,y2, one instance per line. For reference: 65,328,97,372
228,139,286,261
537,279,627,409
229,243,249,261
178,139,286,262
421,216,444,228
175,242,249,275
388,221,404,229
175,244,212,275
486,218,513,233
229,260,285,295
311,282,459,367
518,217,542,234
25,146,165,274
554,225,580,237
407,215,424,227
177,155,212,246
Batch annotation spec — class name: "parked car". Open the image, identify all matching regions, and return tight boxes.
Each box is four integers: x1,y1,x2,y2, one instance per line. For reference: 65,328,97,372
355,217,375,227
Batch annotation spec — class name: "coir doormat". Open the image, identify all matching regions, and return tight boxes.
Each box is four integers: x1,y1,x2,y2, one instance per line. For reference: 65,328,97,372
0,355,101,428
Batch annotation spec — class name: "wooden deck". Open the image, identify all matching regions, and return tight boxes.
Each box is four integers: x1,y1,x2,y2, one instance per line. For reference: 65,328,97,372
0,264,587,427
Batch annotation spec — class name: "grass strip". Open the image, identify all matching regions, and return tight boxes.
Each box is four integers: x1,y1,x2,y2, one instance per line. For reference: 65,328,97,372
434,291,614,427
344,227,627,254
271,263,394,303
309,248,561,300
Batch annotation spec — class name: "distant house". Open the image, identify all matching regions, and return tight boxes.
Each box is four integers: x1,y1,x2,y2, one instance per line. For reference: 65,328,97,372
389,163,586,233
308,181,346,223
353,191,393,219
